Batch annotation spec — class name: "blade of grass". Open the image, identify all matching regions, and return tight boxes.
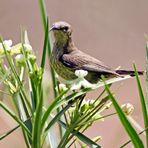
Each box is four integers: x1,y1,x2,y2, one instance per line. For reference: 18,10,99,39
13,93,32,146
134,64,148,147
38,0,58,98
32,84,43,148
64,95,111,147
21,29,44,110
0,101,31,138
0,125,19,140
45,95,81,132
38,0,48,31
21,31,33,146
146,42,148,109
41,88,90,142
68,112,116,148
77,95,110,124
0,116,32,148
40,17,48,69
120,127,148,148
0,36,32,147
42,97,79,146
41,89,69,131
20,31,36,114
58,120,101,148
56,88,91,111
102,77,144,148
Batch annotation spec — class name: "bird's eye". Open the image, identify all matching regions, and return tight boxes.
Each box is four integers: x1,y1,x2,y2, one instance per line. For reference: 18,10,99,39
62,27,68,32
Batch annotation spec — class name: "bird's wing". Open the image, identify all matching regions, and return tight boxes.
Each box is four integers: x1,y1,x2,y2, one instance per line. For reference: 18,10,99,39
60,50,118,75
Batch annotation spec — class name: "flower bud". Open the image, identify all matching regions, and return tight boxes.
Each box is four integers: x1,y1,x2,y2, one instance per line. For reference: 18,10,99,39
121,103,134,115
28,54,36,64
15,54,25,66
59,83,68,92
23,43,32,53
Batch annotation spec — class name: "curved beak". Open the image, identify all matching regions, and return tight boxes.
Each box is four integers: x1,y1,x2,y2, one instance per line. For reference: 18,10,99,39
49,26,54,32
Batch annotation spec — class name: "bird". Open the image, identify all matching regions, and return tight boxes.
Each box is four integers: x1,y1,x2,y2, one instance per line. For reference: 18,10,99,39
49,21,143,84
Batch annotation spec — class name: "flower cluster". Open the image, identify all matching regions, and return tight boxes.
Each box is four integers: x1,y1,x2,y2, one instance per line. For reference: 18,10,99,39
0,39,36,94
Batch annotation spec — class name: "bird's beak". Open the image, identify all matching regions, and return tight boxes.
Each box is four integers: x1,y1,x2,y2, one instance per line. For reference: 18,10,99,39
49,26,54,32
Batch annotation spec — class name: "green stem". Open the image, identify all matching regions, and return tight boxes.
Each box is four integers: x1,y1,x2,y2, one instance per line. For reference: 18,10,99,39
67,112,116,147
58,127,73,148
146,43,148,109
0,101,32,138
75,95,109,126
32,84,43,148
120,127,148,148
38,0,58,98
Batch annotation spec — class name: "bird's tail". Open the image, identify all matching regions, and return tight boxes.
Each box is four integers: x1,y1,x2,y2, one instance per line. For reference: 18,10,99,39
115,70,144,77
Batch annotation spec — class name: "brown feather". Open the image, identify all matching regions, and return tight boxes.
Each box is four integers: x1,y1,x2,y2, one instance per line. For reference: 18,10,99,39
50,21,143,83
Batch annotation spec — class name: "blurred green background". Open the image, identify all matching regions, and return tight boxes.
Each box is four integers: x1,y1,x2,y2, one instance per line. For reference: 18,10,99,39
0,0,147,147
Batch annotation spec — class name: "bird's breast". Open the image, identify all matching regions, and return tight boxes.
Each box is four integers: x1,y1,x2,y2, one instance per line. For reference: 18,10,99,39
50,54,77,80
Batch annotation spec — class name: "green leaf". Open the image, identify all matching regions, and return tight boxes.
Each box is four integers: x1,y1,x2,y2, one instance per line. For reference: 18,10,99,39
102,77,144,148
45,96,79,132
56,88,91,110
41,88,90,139
146,42,148,109
32,86,43,148
38,0,58,98
41,18,49,69
134,64,148,147
41,89,69,131
121,127,148,147
0,101,31,138
0,125,19,140
58,120,101,148
0,117,32,140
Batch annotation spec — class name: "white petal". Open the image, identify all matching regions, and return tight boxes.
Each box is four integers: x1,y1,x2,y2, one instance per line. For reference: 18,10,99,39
75,70,88,78
3,40,12,47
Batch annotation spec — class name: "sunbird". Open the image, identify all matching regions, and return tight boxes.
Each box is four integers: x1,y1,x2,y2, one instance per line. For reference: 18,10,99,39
49,21,143,84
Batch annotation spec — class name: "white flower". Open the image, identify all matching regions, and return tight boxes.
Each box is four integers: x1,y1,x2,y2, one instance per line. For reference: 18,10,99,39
0,40,12,52
23,43,32,52
3,40,13,47
70,70,94,90
59,83,68,92
75,70,88,78
10,43,22,55
15,54,25,66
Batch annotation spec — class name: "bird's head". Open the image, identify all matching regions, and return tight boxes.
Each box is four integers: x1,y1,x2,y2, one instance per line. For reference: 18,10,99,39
49,21,72,46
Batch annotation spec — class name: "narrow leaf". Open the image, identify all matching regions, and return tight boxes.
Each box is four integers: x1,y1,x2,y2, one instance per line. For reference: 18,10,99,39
32,86,43,148
58,120,101,148
41,18,49,69
41,89,69,130
0,101,31,138
146,42,148,109
45,96,79,132
38,0,58,98
0,125,19,140
134,64,148,147
102,77,144,148
0,117,32,140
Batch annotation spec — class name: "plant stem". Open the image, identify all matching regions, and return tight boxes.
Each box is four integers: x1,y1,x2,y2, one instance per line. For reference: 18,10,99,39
57,128,73,148
0,101,32,137
38,0,58,98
